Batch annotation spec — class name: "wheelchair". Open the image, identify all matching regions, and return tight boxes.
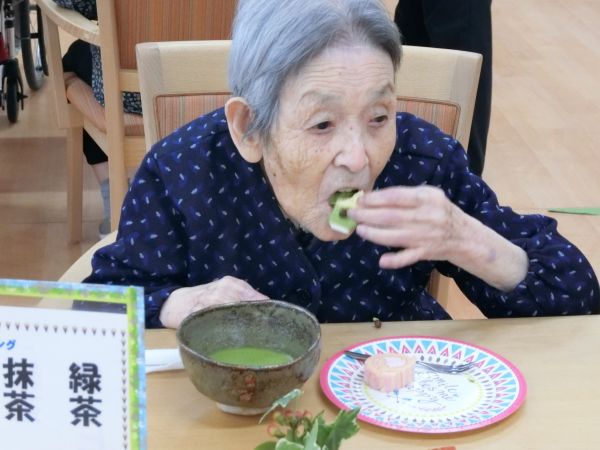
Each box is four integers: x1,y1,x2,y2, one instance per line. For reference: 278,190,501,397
0,0,48,123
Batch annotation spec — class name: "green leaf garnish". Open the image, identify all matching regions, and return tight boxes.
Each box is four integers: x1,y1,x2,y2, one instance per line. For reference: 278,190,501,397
275,440,305,450
320,408,360,450
255,391,360,450
301,420,320,450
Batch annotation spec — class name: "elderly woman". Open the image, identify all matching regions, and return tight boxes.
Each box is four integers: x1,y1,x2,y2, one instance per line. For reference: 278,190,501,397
85,0,599,328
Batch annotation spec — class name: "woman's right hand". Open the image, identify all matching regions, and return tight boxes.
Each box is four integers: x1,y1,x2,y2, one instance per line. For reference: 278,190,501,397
159,276,269,328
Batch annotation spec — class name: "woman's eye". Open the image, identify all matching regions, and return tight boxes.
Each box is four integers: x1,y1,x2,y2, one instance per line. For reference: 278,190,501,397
372,115,388,124
314,121,332,131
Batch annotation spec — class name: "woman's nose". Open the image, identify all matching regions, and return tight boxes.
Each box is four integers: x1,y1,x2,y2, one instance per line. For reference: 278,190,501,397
334,127,369,172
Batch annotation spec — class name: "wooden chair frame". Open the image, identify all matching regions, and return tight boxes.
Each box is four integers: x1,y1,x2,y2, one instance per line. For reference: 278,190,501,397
38,1,236,243
38,0,145,243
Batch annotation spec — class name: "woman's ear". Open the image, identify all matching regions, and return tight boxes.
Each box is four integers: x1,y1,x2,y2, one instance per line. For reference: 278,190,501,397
225,97,263,163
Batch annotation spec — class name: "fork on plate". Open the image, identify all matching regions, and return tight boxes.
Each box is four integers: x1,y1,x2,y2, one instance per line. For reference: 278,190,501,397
343,350,476,374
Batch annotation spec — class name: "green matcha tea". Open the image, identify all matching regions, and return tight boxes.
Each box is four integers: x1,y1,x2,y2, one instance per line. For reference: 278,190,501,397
210,346,293,367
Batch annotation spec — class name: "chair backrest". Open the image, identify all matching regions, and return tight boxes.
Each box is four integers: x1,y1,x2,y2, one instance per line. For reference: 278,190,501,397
114,0,236,70
137,41,481,150
137,40,232,148
396,45,482,150
101,0,236,81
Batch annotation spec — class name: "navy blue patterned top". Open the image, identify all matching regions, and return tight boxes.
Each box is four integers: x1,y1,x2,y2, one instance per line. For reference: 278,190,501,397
85,109,600,327
53,0,142,114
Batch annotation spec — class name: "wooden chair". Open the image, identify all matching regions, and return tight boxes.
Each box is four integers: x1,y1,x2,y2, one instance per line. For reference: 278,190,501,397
137,41,483,316
37,0,236,243
62,41,483,319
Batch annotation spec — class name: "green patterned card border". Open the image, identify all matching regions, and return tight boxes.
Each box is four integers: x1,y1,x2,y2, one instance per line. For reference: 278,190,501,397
0,278,146,450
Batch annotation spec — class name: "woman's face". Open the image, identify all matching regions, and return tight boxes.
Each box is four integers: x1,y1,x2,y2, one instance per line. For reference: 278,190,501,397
263,44,397,240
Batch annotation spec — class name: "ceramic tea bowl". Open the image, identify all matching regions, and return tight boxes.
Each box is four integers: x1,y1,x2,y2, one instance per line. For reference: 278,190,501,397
176,300,321,415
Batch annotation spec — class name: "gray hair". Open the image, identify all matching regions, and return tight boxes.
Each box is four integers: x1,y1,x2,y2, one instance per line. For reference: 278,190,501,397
228,0,401,144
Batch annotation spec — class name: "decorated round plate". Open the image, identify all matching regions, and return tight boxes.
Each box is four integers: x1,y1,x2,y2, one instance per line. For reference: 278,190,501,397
320,336,526,433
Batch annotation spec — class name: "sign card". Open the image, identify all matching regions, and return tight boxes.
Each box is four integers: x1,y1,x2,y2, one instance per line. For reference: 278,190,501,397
0,279,146,450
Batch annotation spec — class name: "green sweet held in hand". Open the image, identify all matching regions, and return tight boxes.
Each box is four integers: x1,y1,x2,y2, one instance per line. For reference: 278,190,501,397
328,190,364,235
254,389,360,450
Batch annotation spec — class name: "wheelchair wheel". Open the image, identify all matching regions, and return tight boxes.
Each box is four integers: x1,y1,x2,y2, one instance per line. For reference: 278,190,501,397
18,0,46,91
6,77,19,123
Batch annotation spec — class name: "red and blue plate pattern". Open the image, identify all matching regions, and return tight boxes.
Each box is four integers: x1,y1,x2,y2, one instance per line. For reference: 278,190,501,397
320,336,527,433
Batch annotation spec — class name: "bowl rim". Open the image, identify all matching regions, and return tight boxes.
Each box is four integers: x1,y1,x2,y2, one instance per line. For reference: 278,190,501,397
175,299,322,370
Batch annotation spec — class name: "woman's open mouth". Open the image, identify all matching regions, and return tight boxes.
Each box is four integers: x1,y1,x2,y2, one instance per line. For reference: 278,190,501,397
328,189,359,207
